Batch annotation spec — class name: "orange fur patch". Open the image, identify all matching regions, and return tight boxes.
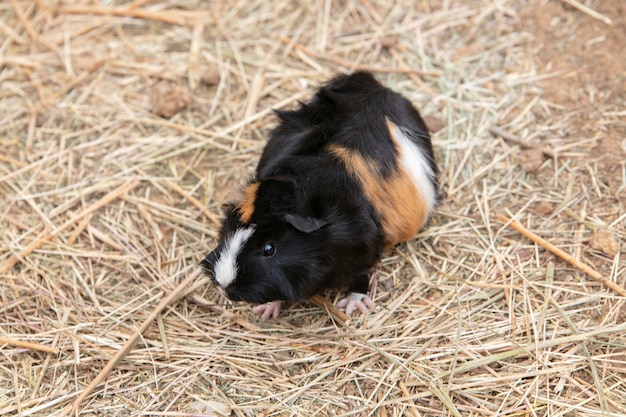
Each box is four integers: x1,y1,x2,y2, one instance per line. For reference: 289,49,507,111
237,182,259,224
328,126,428,248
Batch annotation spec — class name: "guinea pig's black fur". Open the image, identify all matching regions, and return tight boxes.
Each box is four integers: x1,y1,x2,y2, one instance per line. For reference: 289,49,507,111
201,71,438,317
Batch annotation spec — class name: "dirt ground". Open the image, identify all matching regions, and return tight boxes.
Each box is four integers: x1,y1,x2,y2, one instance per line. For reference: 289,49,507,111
515,0,626,281
521,0,625,181
1,0,625,416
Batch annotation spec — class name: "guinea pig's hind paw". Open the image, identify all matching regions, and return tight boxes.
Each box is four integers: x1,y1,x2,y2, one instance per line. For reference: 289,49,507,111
252,300,282,321
336,292,374,316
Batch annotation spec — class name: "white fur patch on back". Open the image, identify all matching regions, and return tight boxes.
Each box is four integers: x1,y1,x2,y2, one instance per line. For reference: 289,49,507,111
387,119,437,215
214,226,255,289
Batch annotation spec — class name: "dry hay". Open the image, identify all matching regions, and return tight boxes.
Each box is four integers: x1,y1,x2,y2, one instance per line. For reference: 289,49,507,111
1,0,625,416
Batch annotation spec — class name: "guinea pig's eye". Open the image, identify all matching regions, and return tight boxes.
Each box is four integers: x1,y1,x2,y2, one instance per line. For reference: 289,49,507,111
262,242,276,257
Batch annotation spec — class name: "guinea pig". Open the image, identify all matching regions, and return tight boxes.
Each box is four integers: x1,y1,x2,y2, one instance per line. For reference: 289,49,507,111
201,71,438,320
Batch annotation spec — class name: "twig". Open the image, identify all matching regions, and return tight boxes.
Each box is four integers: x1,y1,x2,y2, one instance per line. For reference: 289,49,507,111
489,125,556,159
61,268,203,416
560,0,612,25
187,21,204,90
0,337,57,354
360,0,383,24
378,391,388,417
0,180,141,274
562,207,598,232
53,4,191,26
125,0,154,9
311,294,350,323
10,0,59,54
0,154,27,168
497,214,626,297
398,381,420,417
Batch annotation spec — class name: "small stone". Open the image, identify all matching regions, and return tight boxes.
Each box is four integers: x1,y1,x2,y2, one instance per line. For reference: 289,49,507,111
519,147,544,172
201,69,221,86
381,36,398,49
589,230,619,257
150,81,190,118
35,111,47,127
536,201,554,216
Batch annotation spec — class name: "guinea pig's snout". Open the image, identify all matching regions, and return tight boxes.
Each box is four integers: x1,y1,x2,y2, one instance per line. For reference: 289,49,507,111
200,251,237,300
200,253,219,284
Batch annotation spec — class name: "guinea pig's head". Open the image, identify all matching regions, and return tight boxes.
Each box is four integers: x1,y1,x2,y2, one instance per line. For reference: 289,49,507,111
200,178,330,304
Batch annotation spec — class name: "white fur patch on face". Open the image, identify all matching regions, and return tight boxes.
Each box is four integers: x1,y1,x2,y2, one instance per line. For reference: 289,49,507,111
387,120,437,214
213,226,255,289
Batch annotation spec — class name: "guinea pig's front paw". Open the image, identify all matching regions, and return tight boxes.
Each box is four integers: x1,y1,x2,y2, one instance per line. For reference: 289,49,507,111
252,300,283,321
336,292,374,316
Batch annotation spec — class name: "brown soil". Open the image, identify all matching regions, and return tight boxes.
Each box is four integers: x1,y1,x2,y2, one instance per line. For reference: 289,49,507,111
520,0,625,177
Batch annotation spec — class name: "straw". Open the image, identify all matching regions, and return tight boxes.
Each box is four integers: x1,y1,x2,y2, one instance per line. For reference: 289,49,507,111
1,1,623,415
498,214,626,297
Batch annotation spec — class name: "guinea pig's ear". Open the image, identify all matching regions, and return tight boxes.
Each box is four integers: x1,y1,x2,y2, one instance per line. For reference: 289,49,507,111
284,213,328,233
